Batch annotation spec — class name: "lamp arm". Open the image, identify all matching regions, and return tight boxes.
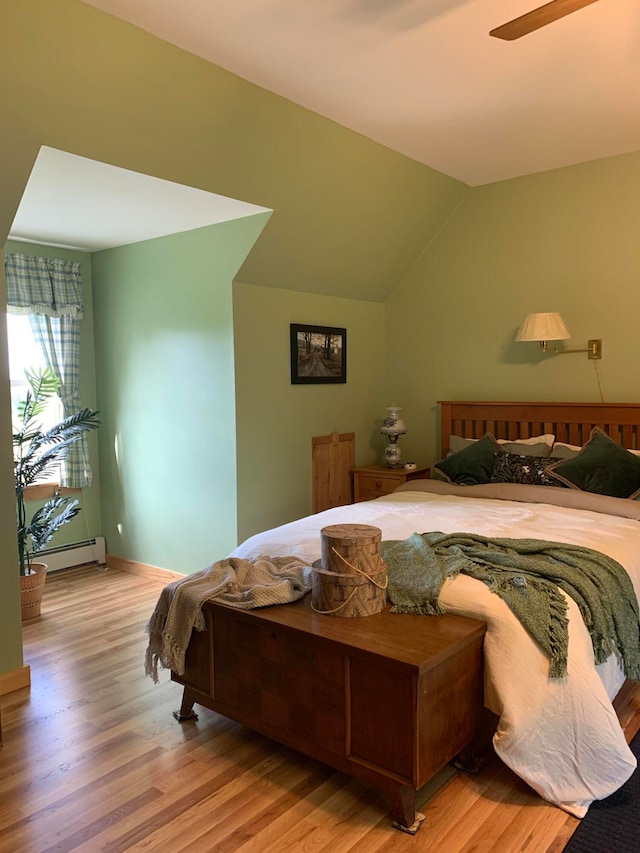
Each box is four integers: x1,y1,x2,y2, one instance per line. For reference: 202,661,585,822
551,340,603,360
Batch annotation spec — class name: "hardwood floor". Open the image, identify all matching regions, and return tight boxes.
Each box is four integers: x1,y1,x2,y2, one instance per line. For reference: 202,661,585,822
1,565,639,852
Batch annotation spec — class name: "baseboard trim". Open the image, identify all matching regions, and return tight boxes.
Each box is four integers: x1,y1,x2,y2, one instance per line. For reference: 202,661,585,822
0,664,31,696
106,553,184,584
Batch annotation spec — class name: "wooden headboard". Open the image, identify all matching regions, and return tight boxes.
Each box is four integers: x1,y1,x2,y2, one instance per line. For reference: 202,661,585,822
438,401,640,459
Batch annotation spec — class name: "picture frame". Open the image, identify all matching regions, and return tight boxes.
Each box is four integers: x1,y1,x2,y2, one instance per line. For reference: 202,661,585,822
290,323,347,384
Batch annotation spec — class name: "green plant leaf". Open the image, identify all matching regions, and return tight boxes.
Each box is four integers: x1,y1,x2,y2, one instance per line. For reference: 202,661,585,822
14,367,100,576
17,367,60,421
28,496,81,553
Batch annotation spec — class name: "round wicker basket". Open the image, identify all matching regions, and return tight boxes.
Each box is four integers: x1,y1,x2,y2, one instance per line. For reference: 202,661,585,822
312,524,387,617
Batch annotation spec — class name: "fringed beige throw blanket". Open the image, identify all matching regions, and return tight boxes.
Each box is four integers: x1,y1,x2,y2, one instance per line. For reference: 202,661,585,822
145,555,313,682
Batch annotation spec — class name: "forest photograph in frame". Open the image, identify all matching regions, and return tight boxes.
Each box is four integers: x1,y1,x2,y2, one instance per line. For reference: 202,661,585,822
290,324,347,384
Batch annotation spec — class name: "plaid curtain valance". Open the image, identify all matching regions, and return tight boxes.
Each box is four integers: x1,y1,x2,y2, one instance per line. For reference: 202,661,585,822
5,253,84,318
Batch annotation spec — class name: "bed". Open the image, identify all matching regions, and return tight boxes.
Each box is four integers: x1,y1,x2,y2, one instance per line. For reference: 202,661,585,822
171,401,640,829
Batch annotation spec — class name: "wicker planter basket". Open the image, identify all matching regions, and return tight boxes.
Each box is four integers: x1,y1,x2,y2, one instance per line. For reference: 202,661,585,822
20,562,48,621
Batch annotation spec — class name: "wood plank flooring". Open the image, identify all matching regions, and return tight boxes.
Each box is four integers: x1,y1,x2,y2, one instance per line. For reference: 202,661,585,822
1,565,639,852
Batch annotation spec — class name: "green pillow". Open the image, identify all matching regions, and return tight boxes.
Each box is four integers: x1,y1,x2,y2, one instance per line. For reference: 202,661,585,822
546,428,640,498
434,433,505,486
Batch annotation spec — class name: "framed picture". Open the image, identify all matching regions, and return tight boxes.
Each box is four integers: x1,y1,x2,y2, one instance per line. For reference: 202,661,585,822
290,323,347,384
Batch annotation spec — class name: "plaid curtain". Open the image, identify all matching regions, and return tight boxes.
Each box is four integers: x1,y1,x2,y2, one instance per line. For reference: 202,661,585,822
5,253,84,318
5,253,92,488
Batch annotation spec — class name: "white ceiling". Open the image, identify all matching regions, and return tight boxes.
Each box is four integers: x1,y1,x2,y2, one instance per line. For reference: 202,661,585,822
10,147,270,252
80,0,640,186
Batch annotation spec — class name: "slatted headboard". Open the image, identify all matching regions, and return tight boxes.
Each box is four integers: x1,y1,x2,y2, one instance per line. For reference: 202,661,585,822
438,401,640,459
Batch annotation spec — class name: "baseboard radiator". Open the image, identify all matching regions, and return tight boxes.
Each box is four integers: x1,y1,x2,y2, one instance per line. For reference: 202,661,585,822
39,536,106,572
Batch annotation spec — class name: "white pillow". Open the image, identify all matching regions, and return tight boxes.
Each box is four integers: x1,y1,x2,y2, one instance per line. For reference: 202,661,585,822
551,441,582,459
497,434,555,448
449,433,555,457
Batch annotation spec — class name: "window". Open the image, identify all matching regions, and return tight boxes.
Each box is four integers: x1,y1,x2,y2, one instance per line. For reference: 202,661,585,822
7,314,63,483
5,252,91,489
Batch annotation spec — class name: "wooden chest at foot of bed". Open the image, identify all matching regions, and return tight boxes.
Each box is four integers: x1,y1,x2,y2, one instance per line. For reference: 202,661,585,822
171,594,485,831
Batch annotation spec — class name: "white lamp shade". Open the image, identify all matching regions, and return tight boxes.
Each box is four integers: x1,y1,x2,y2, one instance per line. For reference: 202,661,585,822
516,312,571,342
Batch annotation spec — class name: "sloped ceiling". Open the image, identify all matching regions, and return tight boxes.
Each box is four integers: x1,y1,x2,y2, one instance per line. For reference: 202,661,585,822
80,0,640,186
3,1,466,302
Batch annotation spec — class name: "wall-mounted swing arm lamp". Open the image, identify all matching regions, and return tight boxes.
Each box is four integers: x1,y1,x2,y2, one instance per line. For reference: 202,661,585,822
516,312,603,359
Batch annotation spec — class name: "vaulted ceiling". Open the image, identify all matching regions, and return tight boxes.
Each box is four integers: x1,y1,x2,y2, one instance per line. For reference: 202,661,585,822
81,0,640,186
6,2,637,302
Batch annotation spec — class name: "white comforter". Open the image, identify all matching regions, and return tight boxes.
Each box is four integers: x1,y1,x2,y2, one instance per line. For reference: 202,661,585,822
231,485,640,818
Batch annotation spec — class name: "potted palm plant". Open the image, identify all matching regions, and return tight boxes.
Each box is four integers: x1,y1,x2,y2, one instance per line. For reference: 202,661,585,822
14,367,100,620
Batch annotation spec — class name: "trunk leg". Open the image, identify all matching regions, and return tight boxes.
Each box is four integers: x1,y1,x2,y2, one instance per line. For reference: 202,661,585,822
452,743,485,775
173,688,199,722
388,784,425,834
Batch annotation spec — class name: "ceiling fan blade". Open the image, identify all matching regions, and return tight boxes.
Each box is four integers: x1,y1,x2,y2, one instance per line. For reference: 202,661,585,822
490,0,600,41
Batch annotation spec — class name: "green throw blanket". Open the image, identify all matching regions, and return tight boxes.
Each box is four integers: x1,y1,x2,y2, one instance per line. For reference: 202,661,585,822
380,532,640,680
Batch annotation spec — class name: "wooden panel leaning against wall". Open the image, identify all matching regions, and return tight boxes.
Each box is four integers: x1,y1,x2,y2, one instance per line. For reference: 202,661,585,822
312,432,355,513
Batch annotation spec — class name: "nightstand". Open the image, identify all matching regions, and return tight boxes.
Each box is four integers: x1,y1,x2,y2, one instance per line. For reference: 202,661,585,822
351,464,430,503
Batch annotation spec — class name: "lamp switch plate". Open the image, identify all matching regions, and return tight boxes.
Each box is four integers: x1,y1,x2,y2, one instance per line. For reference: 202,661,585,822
588,339,603,360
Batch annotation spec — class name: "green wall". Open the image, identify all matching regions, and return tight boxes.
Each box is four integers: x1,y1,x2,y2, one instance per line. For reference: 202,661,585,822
5,240,102,547
0,249,22,672
385,150,640,465
0,0,463,676
0,1,465,300
234,282,386,542
1,0,639,684
91,216,269,573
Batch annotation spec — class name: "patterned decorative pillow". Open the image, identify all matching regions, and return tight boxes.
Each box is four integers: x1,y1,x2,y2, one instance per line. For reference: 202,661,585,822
490,452,559,487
